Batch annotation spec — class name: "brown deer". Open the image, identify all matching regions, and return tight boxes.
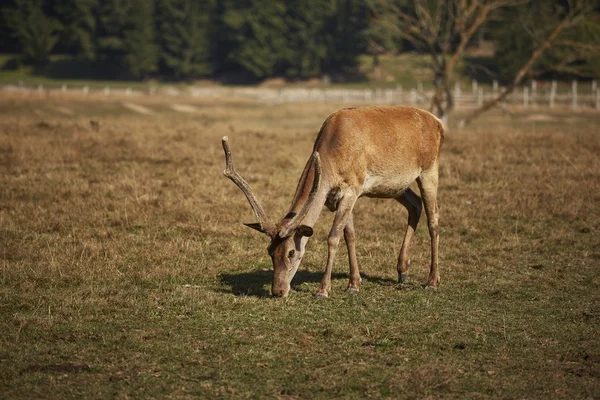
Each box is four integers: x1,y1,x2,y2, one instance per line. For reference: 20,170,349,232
222,106,443,298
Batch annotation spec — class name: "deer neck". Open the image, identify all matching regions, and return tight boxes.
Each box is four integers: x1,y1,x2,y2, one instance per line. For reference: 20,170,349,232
282,165,328,230
288,186,328,229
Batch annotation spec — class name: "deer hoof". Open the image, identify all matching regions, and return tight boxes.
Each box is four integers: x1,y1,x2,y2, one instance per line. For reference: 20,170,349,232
425,285,437,291
398,272,409,284
345,287,359,294
314,291,329,299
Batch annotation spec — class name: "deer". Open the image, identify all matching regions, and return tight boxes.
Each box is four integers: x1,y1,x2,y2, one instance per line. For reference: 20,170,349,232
222,105,444,298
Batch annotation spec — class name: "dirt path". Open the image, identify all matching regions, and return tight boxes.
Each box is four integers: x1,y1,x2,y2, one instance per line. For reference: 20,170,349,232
54,107,74,116
171,104,201,113
122,103,154,115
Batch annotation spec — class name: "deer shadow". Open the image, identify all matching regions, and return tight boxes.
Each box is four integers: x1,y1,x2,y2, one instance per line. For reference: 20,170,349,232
218,268,396,298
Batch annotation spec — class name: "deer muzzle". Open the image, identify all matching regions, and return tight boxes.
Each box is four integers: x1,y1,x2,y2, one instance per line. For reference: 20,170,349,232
271,284,290,298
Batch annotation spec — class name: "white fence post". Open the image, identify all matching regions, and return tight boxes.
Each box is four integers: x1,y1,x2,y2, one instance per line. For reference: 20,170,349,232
492,80,498,96
550,80,557,108
454,82,461,108
477,87,483,107
385,89,393,104
523,87,529,109
104,87,110,96
410,88,417,105
572,80,578,110
472,79,478,96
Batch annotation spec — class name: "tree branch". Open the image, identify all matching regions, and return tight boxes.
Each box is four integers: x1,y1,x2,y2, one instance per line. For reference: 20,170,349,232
460,1,586,126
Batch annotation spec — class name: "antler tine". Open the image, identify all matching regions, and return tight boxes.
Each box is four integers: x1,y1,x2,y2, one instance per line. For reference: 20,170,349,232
222,136,274,234
278,151,322,238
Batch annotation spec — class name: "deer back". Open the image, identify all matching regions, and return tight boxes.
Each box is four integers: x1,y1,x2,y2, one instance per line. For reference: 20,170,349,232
313,106,443,198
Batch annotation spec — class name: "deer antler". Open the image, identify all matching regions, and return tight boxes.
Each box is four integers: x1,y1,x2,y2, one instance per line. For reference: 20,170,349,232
222,136,276,236
278,151,322,238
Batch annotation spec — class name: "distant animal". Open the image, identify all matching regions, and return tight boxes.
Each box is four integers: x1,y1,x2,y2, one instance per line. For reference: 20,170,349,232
222,106,444,298
89,120,100,132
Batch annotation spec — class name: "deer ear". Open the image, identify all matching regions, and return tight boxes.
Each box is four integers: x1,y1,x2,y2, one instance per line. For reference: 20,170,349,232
296,225,313,237
244,222,265,233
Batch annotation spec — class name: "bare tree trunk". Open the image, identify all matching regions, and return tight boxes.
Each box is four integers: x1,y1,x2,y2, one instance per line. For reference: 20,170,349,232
458,86,516,128
367,0,590,129
373,54,381,82
460,1,585,127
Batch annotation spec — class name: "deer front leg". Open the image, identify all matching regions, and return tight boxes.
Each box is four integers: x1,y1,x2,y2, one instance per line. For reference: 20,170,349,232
316,194,358,298
395,188,422,284
344,213,361,293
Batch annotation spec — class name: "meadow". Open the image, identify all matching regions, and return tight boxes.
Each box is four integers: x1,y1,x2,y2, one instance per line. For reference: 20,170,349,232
0,92,598,398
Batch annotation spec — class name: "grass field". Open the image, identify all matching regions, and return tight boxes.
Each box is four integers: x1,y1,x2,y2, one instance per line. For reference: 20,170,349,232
0,92,599,399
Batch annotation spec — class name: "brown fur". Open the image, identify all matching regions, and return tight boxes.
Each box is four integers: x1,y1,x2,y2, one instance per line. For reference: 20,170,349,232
224,106,444,297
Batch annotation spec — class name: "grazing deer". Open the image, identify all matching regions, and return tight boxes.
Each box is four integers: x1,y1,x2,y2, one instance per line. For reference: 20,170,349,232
222,106,443,298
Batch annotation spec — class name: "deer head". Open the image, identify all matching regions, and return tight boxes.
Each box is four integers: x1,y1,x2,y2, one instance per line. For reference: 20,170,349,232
221,136,321,297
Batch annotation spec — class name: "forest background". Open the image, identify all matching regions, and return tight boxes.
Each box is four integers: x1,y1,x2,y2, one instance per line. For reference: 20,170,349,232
1,0,599,85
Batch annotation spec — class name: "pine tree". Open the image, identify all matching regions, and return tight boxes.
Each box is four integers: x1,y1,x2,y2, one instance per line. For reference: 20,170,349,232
157,0,214,79
216,0,368,80
282,0,367,79
123,0,157,78
219,0,289,79
284,0,330,78
322,0,368,76
95,0,157,78
53,0,97,59
2,0,62,64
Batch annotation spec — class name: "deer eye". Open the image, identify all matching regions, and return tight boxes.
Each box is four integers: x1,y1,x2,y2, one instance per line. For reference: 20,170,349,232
288,249,295,258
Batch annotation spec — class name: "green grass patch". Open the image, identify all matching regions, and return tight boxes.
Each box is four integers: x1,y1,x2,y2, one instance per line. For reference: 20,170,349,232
0,96,599,398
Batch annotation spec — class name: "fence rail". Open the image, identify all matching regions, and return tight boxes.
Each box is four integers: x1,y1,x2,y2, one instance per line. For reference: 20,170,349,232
3,79,599,111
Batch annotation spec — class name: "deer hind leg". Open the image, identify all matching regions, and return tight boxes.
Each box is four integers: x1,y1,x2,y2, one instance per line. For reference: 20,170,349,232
395,188,422,284
417,166,440,288
344,213,361,293
316,193,359,298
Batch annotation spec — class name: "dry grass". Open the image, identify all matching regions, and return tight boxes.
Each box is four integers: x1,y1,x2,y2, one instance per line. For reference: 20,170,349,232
1,92,599,399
